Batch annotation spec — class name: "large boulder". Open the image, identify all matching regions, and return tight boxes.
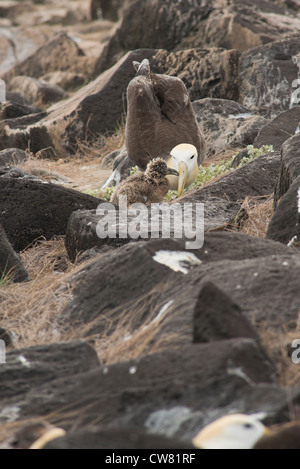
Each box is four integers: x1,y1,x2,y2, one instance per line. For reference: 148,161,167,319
180,152,281,203
0,224,28,283
0,26,52,75
239,38,300,117
64,198,242,262
0,340,99,403
2,339,282,440
193,98,267,158
60,236,296,337
94,0,214,73
7,76,68,106
0,174,101,251
267,175,300,245
254,107,300,151
94,0,300,74
274,134,300,206
1,33,90,83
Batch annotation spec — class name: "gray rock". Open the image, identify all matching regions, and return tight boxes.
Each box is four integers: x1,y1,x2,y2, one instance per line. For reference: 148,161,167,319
2,33,88,82
267,175,300,245
0,223,28,283
254,107,300,151
193,98,267,158
7,339,280,440
44,426,193,449
180,152,281,203
274,134,300,207
64,199,241,262
193,281,264,344
0,100,43,120
239,38,300,117
8,76,68,106
61,235,296,336
94,0,214,74
0,176,101,252
0,340,100,405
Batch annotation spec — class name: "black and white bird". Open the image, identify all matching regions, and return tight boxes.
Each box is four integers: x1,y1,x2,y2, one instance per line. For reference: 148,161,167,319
125,59,205,196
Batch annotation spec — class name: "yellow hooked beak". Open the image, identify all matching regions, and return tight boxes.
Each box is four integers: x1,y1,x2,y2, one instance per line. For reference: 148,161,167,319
177,161,188,197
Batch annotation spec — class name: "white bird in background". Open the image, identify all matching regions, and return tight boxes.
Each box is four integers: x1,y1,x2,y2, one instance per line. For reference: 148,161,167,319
192,413,268,449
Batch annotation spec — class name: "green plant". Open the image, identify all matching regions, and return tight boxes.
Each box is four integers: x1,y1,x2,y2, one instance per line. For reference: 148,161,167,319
0,265,15,287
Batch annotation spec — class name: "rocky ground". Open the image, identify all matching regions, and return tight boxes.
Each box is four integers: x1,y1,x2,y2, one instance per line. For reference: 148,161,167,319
1,0,300,449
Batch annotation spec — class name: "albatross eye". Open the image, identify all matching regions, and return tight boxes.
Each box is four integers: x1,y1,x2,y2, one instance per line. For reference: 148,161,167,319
191,155,195,159
243,423,254,429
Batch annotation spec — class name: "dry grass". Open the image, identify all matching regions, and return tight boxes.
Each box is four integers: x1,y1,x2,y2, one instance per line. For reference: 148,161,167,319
0,237,181,361
74,117,126,162
230,195,274,238
0,237,74,347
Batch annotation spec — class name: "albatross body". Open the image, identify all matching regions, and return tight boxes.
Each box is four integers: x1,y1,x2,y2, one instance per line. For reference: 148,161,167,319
125,59,205,196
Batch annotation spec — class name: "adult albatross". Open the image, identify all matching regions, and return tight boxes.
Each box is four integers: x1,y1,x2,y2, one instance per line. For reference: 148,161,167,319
125,59,205,196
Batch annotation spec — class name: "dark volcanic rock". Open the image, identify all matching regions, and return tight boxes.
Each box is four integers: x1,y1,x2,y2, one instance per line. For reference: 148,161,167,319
0,340,100,405
274,134,300,207
193,98,267,157
267,175,300,245
0,112,49,153
193,281,263,344
64,199,241,262
61,240,180,325
61,235,296,337
0,177,101,251
254,107,300,151
45,427,193,449
180,152,281,203
9,340,280,439
94,0,300,75
94,0,214,74
8,76,68,106
2,33,88,82
0,224,28,283
239,38,300,117
135,48,241,103
0,100,43,120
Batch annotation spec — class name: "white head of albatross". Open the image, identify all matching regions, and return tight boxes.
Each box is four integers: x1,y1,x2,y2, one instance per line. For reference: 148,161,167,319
192,413,268,449
166,143,198,196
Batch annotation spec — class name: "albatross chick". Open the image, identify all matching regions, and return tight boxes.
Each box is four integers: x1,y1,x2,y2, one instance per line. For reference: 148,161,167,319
110,158,178,207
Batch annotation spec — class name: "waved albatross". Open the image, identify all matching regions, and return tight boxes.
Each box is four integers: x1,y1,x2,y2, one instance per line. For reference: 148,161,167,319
125,59,205,195
111,158,178,207
192,413,300,449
